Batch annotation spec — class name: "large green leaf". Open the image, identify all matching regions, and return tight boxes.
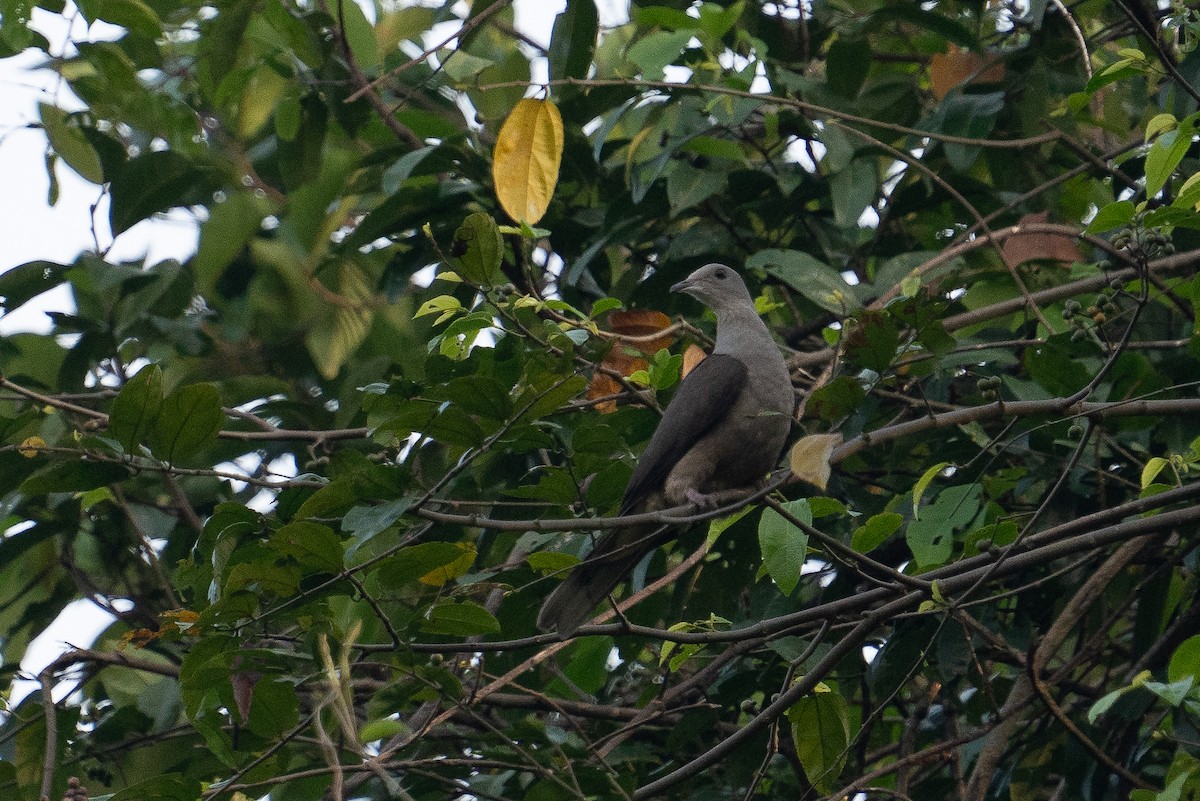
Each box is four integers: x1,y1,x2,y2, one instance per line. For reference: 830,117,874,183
757,499,810,596
150,382,223,462
109,150,201,235
108,363,163,453
548,0,598,82
20,460,131,494
786,685,850,794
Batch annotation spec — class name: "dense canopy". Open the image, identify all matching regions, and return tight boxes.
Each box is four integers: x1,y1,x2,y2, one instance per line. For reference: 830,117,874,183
3,0,1200,799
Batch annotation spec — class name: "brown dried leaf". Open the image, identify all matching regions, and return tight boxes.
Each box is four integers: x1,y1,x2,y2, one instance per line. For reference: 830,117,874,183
681,344,707,379
231,669,262,723
789,433,843,491
1001,211,1081,269
586,310,676,413
930,47,1005,100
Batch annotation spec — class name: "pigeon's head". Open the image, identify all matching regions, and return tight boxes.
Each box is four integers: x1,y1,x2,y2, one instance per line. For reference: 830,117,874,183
670,263,754,312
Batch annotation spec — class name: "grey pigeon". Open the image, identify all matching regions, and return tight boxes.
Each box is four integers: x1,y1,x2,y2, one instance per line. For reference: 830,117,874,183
537,264,795,635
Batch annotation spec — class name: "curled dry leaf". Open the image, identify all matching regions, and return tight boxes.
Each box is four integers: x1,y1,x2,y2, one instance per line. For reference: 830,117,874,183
789,432,843,491
681,343,707,379
586,309,674,413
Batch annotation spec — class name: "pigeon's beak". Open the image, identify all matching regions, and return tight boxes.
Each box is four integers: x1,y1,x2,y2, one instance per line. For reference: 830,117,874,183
670,278,692,294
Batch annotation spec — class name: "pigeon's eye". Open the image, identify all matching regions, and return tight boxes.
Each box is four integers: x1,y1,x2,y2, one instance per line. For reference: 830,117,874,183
715,268,727,279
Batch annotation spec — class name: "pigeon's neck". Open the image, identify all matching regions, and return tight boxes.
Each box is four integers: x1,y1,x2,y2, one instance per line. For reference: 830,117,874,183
712,301,772,356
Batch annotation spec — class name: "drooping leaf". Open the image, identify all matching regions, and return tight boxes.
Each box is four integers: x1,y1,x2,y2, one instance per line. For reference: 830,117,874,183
786,684,850,794
39,103,103,183
150,383,224,462
757,499,810,596
451,212,505,285
108,363,163,453
493,99,563,224
109,150,201,235
548,0,598,82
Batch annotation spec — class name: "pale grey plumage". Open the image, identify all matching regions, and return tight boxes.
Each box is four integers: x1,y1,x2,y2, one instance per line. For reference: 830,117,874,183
536,264,795,635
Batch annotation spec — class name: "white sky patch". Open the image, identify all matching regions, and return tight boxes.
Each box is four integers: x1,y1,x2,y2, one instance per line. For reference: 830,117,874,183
11,597,127,705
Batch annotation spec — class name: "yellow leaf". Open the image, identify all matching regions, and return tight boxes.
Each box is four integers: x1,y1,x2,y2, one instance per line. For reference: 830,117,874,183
789,433,842,491
492,98,564,225
419,545,476,586
19,436,46,457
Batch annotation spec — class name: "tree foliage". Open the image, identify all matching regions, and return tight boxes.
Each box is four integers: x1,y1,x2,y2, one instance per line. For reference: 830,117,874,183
4,0,1200,799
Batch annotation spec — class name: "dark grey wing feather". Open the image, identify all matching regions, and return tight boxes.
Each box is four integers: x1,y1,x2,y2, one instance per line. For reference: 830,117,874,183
619,353,747,515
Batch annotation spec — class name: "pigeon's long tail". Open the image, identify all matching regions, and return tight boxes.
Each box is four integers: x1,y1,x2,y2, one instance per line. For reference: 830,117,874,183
536,524,658,636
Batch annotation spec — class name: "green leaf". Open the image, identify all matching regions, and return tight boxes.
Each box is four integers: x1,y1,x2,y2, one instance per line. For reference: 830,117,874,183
1143,677,1194,707
939,91,1004,171
305,263,375,380
441,50,494,83
757,499,810,596
269,521,344,573
39,103,103,183
1087,200,1136,234
827,38,869,98
0,260,71,314
1145,112,1178,142
830,158,878,228
749,249,860,313
1169,635,1200,683
246,679,300,738
844,310,900,373
666,160,727,215
421,600,501,635
108,363,163,453
527,550,580,575
149,382,223,462
805,375,866,422
1141,456,1170,489
109,150,201,236
1087,686,1131,724
1146,120,1195,197
382,145,436,195
20,460,131,494
359,717,407,743
557,635,615,692
851,512,903,553
786,684,850,794
706,505,754,547
343,498,412,555
331,0,379,69
907,484,980,568
415,295,464,324
379,541,476,587
548,0,598,82
519,374,588,421
912,462,951,519
77,0,161,40
192,192,270,296
627,30,692,79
